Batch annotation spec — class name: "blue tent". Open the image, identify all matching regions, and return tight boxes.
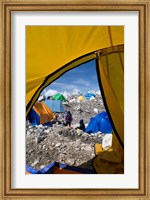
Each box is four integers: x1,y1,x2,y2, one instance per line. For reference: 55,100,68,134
44,100,65,112
85,93,96,100
85,112,113,134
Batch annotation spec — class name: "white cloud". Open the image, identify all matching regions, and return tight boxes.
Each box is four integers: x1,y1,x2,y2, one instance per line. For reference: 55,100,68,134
44,89,58,97
62,89,81,97
72,88,80,95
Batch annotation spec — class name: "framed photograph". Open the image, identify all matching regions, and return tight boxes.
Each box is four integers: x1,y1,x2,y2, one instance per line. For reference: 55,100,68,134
0,0,149,199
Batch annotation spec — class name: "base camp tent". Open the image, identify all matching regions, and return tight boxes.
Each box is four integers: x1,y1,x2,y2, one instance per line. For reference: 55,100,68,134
28,102,54,126
85,112,113,134
52,93,67,101
26,26,124,174
85,93,96,100
44,100,65,112
77,96,86,101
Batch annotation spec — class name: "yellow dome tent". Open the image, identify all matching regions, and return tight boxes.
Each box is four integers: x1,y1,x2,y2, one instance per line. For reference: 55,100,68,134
77,96,86,101
26,26,124,174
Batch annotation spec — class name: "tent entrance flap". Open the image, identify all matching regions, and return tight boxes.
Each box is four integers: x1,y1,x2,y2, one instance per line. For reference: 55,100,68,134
96,45,124,146
93,45,124,174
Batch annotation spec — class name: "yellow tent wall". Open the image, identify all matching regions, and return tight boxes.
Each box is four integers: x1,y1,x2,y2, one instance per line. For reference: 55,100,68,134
26,26,124,114
93,45,124,174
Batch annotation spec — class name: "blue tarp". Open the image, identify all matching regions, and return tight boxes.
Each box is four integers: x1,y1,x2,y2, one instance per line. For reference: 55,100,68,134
26,162,96,174
85,93,96,100
44,100,65,112
26,162,55,174
28,108,52,126
85,112,113,134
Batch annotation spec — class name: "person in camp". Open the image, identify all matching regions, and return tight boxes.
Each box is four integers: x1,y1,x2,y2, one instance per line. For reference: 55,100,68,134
77,119,85,132
65,111,73,128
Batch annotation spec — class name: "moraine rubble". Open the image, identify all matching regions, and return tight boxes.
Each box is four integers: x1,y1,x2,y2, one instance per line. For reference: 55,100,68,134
26,123,104,171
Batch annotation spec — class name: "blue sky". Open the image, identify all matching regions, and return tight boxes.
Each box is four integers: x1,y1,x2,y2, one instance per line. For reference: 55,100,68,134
42,59,100,97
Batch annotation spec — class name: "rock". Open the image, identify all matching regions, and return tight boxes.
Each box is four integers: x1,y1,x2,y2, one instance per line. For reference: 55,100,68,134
44,129,50,134
61,144,67,149
51,143,55,147
70,132,75,137
26,131,30,136
58,131,63,135
31,160,39,167
35,136,46,144
75,139,81,146
35,137,39,145
30,129,33,132
55,142,61,148
76,147,81,151
84,146,92,151
77,131,82,136
38,124,44,128
66,158,75,165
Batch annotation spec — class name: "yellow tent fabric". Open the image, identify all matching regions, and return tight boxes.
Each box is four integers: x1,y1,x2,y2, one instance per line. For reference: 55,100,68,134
33,102,54,124
93,46,124,174
94,134,124,174
26,26,124,114
26,26,124,174
77,96,86,101
94,144,124,174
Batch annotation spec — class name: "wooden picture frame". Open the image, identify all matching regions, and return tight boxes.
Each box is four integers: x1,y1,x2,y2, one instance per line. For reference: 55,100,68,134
0,0,149,199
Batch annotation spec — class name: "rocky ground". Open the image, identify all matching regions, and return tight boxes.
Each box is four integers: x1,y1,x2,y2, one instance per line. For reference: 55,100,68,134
26,95,106,172
26,123,104,171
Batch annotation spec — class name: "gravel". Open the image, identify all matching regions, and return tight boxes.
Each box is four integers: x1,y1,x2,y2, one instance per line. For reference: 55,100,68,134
26,94,106,171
